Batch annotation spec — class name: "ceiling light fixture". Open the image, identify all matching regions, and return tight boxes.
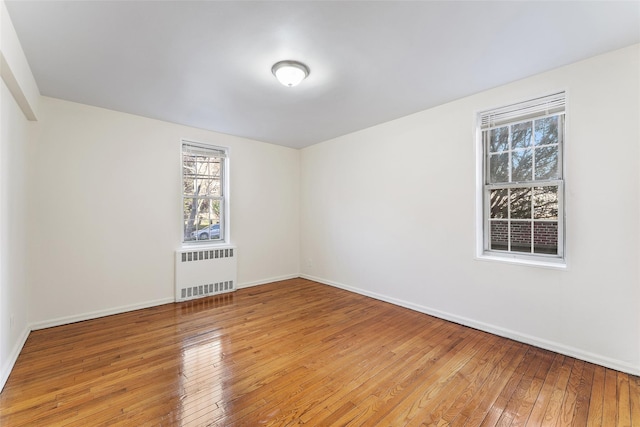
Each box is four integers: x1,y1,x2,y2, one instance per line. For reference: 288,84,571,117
271,60,310,87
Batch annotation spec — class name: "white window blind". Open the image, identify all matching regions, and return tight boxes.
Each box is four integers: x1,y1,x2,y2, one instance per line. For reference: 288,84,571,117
182,143,227,159
480,92,565,129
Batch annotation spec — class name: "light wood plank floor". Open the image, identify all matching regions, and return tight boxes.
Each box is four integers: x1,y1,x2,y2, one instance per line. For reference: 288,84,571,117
1,278,638,426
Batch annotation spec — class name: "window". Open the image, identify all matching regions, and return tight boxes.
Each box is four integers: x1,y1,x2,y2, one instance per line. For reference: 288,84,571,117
479,92,565,263
182,141,227,243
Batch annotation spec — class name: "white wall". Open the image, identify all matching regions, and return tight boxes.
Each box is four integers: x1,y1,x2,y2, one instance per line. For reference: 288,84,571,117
0,79,31,390
0,0,37,390
28,97,300,327
300,45,640,375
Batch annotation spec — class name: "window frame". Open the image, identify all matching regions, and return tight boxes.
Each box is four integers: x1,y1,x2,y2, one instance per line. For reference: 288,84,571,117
181,140,230,246
476,93,567,267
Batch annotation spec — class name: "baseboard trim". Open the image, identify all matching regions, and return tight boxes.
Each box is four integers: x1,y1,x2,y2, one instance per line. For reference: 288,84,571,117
29,272,303,331
237,273,300,289
0,325,30,392
3,274,301,391
30,297,175,331
300,274,640,376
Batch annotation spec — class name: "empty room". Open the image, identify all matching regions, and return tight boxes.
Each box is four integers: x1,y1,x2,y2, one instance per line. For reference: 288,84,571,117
1,1,639,425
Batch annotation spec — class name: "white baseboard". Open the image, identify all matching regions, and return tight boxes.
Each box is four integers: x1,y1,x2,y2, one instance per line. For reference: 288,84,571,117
30,297,175,331
8,273,637,394
29,272,302,331
300,274,640,376
1,274,299,392
237,273,300,289
0,325,30,392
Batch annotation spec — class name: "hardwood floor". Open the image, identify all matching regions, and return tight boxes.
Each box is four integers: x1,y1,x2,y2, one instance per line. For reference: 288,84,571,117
1,278,638,426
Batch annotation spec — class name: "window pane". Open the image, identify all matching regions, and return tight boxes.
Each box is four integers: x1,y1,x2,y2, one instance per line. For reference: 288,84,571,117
490,189,508,218
199,178,222,197
534,186,558,220
510,188,532,219
534,221,558,254
194,199,221,241
189,157,222,196
183,198,222,241
183,198,197,241
202,157,222,179
510,221,532,253
194,199,212,239
535,146,558,180
511,121,532,149
183,175,196,196
209,200,222,237
489,153,509,183
512,149,533,182
489,127,509,152
490,221,508,251
534,116,559,146
183,154,197,196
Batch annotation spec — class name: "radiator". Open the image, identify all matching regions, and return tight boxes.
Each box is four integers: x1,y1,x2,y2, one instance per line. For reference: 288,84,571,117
175,246,237,302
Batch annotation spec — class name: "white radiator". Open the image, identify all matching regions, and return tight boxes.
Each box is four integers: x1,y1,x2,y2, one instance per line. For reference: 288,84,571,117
175,246,237,302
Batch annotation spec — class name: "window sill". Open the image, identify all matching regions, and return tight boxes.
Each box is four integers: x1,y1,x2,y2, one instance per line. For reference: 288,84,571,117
476,251,567,270
181,241,231,250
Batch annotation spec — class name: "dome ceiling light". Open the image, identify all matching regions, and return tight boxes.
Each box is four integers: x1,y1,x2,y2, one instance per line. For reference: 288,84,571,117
271,60,310,87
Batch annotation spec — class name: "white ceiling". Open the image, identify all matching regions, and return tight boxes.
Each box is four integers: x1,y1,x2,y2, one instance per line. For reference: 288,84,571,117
5,1,640,149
